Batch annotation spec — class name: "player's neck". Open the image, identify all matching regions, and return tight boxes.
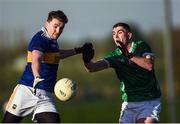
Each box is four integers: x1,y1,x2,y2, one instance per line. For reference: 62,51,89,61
126,41,132,51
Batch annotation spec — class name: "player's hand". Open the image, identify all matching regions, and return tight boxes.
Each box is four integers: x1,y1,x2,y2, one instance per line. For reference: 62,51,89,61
33,76,44,89
117,40,133,59
82,42,94,63
74,42,93,54
74,45,83,54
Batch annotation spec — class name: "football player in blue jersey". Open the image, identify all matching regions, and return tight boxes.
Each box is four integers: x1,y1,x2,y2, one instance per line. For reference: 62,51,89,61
2,10,93,123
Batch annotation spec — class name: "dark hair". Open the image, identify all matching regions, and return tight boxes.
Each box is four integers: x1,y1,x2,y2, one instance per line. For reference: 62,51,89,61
47,10,68,24
113,22,131,32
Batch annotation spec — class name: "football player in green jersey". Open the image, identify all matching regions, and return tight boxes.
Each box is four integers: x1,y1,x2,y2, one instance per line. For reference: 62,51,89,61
83,22,161,123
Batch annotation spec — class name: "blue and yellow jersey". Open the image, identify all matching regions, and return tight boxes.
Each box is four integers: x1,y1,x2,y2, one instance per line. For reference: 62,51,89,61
19,27,60,92
104,41,161,102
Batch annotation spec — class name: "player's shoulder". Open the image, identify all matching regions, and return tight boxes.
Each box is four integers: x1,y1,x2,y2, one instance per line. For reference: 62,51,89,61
104,48,121,62
108,48,121,56
32,30,44,41
30,30,49,45
134,40,146,45
28,30,48,50
134,40,150,48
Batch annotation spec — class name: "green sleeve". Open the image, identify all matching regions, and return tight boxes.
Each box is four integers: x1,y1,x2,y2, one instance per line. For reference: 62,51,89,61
104,48,131,68
134,41,152,56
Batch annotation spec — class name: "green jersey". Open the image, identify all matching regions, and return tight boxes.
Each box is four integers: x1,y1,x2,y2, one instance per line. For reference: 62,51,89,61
104,41,161,102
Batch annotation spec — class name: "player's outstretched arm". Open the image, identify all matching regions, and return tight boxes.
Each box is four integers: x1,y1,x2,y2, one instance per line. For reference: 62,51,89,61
59,42,93,59
81,42,109,72
84,59,109,72
59,49,77,59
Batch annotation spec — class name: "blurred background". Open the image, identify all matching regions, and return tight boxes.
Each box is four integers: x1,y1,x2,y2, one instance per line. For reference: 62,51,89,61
0,0,180,122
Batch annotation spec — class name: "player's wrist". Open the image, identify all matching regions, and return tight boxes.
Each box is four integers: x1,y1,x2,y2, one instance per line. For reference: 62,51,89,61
35,75,41,79
33,75,44,89
74,47,83,54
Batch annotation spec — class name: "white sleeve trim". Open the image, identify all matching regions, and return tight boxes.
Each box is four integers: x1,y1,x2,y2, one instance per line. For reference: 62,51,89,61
142,52,154,57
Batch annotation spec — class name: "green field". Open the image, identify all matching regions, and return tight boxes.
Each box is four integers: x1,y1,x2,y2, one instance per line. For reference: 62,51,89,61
1,97,180,123
0,99,121,123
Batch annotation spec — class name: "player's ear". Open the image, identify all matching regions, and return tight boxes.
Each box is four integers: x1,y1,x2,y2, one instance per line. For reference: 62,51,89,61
128,32,132,40
45,21,49,28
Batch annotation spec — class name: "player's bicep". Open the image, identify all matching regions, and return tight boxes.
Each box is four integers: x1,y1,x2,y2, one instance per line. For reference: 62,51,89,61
32,50,44,62
84,59,109,72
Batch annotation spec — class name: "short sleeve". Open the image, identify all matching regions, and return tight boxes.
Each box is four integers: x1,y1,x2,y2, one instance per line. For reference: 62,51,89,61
135,41,152,57
104,48,121,68
29,36,46,53
104,48,130,68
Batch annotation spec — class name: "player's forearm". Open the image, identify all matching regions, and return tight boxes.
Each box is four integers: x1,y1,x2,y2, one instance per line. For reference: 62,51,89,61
84,60,108,72
31,50,43,77
130,56,153,71
32,59,41,77
59,49,77,59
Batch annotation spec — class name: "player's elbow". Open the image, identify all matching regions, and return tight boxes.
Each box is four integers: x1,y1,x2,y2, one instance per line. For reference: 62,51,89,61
146,63,153,71
147,67,153,71
84,63,97,72
85,66,96,72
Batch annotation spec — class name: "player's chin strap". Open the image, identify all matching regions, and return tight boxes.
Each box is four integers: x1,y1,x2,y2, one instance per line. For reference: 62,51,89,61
33,76,44,94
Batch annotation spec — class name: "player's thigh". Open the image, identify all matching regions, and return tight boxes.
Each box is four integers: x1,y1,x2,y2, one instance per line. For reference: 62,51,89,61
137,98,161,122
119,102,135,123
6,84,37,117
137,117,158,123
32,89,59,122
2,111,23,123
35,112,60,123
